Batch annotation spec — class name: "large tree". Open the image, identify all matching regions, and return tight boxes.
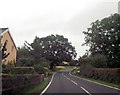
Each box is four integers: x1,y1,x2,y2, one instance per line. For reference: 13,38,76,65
83,14,120,68
25,34,77,69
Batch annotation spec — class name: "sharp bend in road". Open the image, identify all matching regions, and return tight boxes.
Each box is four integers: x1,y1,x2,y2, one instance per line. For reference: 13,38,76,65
42,69,120,95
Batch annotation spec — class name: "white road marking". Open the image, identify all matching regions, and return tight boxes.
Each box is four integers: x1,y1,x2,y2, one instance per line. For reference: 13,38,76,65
63,73,92,94
81,87,92,95
40,73,56,95
69,72,120,91
71,80,78,85
63,74,78,86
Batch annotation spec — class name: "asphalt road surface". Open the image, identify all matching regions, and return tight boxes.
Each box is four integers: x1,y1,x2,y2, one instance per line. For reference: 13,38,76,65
42,69,120,95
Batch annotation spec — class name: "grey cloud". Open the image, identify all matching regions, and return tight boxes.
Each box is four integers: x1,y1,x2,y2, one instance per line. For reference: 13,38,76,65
10,1,118,57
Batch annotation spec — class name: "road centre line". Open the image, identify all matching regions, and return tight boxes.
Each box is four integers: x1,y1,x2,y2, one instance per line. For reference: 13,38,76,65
69,72,120,91
71,80,78,85
63,74,91,94
62,74,78,86
41,72,91,95
81,87,92,95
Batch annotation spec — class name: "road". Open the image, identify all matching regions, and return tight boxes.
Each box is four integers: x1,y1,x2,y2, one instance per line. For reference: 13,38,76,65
42,69,120,95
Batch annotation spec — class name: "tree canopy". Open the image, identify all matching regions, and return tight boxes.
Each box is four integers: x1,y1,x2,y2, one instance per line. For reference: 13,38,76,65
24,34,77,69
83,14,120,68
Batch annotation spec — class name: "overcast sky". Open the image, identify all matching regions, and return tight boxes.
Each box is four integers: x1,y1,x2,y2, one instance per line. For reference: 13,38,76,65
0,0,119,58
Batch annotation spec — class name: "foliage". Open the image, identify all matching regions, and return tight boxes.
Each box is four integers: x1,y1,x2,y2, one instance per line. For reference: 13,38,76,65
17,46,50,74
90,54,107,68
18,57,34,66
17,47,34,66
79,54,107,68
38,57,50,68
69,60,78,66
11,67,35,74
2,63,15,74
83,14,120,68
79,67,120,84
24,34,77,69
2,62,36,74
34,58,50,73
33,63,46,74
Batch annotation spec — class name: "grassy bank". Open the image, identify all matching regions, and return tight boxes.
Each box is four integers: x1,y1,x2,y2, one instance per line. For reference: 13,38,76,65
22,79,49,95
71,68,120,89
28,79,49,94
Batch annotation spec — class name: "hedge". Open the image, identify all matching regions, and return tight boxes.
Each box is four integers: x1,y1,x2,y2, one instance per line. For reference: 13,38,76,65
11,67,35,74
2,74,45,94
79,67,120,84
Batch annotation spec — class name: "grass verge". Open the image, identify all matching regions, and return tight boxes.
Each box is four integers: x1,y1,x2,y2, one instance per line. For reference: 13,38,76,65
22,79,49,95
28,80,49,93
71,69,120,89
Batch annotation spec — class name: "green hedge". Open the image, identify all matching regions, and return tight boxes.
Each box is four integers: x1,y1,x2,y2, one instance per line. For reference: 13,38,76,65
11,67,35,74
2,74,45,94
80,67,120,84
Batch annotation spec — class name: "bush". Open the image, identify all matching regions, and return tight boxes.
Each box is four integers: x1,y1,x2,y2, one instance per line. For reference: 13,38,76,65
2,63,15,74
17,57,34,66
33,64,46,74
39,58,50,67
33,58,50,74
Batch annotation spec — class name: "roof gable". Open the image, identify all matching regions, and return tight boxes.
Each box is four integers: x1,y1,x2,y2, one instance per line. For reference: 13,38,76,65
0,28,17,51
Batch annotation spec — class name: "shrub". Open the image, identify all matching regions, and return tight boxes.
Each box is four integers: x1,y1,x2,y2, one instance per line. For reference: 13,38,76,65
33,64,45,74
2,63,15,74
17,57,34,66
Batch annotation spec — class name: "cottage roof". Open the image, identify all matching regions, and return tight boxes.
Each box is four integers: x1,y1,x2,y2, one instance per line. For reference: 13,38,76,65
0,28,17,51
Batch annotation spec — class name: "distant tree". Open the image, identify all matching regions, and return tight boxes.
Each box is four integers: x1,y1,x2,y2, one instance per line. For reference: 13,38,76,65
69,60,78,66
78,54,107,68
83,14,120,68
90,54,107,68
25,34,77,69
17,47,49,74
